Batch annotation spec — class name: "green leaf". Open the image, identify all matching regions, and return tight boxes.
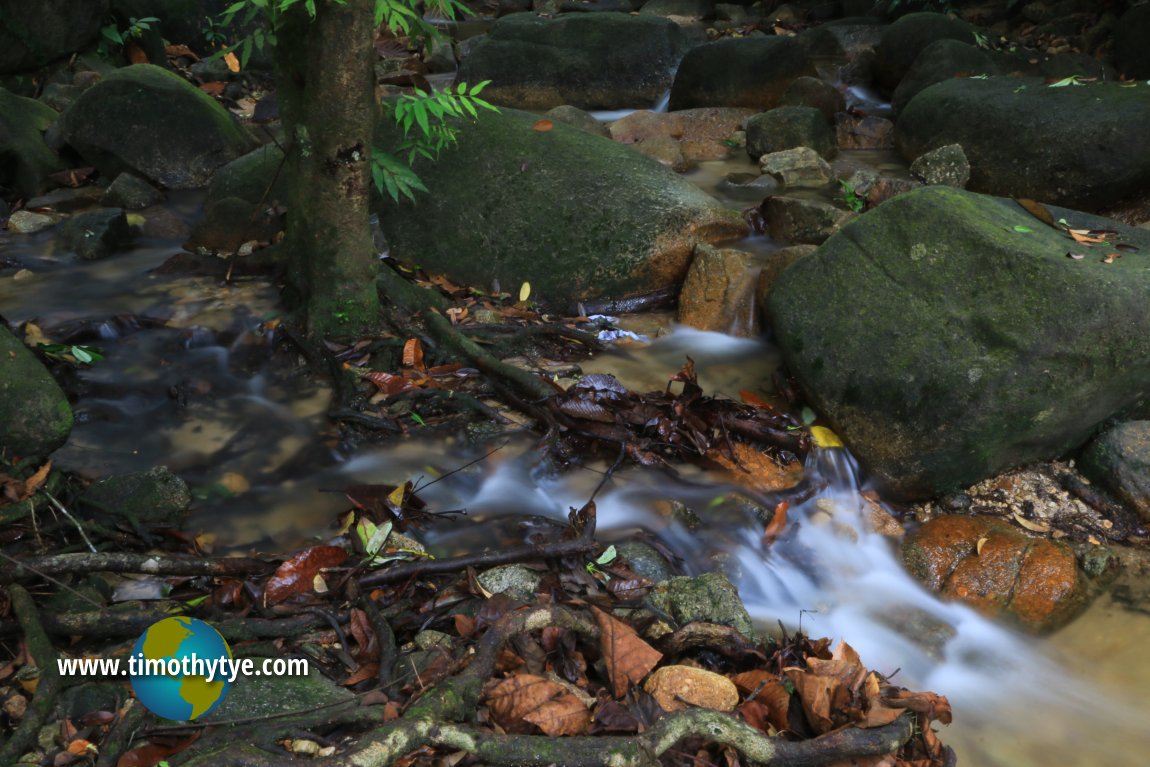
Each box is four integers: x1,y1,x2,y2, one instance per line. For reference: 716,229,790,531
801,406,817,426
1013,225,1033,233
595,545,617,566
71,346,94,363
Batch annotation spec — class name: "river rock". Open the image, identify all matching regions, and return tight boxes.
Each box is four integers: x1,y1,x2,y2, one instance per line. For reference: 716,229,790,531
756,244,815,302
206,145,289,205
872,11,975,95
59,64,257,189
0,324,73,461
609,107,754,162
777,76,846,122
761,195,853,244
455,13,687,110
896,77,1150,211
6,210,63,234
0,0,107,74
0,88,65,198
1079,422,1150,523
909,143,969,188
648,572,755,640
746,106,836,161
545,105,610,138
759,148,833,189
902,515,1111,633
630,133,688,172
102,172,165,209
890,38,998,115
639,0,713,20
59,208,134,260
835,114,893,150
1113,4,1150,79
766,186,1150,499
677,244,758,335
668,36,815,111
80,465,191,531
376,107,747,309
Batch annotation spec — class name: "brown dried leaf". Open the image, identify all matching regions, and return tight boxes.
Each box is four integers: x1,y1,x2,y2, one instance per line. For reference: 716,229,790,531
402,337,425,370
263,545,349,605
592,606,662,698
880,687,952,725
223,51,240,73
731,670,791,731
707,441,803,493
1067,228,1107,244
763,500,789,544
126,41,149,64
1015,198,1055,228
341,662,379,687
533,119,554,132
522,689,591,736
644,665,739,713
1102,252,1120,264
485,674,587,734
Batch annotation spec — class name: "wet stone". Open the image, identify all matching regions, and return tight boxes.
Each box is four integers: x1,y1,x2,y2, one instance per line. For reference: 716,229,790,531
1079,421,1150,523
678,244,758,334
761,196,854,245
102,173,165,209
648,571,756,640
910,143,970,188
58,208,133,260
902,515,1113,633
836,114,894,150
759,147,833,189
80,466,192,531
6,210,61,234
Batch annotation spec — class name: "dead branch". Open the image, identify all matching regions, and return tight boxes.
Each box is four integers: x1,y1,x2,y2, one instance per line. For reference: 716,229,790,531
1,552,272,582
0,585,64,765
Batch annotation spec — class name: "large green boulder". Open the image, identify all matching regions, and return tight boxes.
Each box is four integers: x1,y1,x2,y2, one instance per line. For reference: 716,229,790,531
872,11,974,95
59,64,257,189
455,13,687,110
0,324,73,461
668,36,815,111
890,38,997,115
376,108,747,309
896,78,1150,211
0,0,107,74
766,186,1150,499
0,88,65,197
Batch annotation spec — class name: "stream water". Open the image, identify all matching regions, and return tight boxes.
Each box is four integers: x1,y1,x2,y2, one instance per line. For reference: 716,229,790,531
2,164,1149,767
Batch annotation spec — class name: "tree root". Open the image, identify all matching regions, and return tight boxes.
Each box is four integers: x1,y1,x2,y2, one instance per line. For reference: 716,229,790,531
0,585,65,765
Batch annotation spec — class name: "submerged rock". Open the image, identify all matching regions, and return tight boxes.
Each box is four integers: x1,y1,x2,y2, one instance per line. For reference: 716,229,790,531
59,208,133,260
766,186,1150,499
902,515,1115,633
376,107,747,309
896,78,1150,211
455,13,687,110
0,324,73,461
80,465,191,531
59,64,257,189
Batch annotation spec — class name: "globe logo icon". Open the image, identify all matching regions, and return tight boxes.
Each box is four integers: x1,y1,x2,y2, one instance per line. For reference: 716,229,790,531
130,617,233,720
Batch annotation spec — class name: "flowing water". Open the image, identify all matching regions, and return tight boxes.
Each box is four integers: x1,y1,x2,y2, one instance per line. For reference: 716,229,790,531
3,177,1149,767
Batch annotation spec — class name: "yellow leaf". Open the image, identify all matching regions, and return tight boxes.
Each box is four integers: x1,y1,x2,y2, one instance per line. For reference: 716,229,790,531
810,425,843,448
387,484,406,509
518,281,531,303
224,51,240,73
976,536,988,555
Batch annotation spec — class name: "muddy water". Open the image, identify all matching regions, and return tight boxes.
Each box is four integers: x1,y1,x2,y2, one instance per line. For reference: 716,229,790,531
2,171,1149,767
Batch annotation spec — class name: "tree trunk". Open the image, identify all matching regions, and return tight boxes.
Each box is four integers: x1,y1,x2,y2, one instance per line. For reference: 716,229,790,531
275,0,381,339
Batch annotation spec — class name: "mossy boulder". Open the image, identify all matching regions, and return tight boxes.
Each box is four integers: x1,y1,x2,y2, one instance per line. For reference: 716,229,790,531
668,36,815,111
0,88,65,197
0,0,107,74
872,11,975,95
59,64,257,189
745,106,836,160
890,38,998,115
896,77,1150,211
376,107,747,309
455,13,687,110
0,324,73,461
766,186,1150,499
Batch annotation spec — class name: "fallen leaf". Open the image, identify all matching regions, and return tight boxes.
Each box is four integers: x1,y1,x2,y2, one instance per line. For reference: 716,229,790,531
533,119,553,132
592,606,662,698
1102,253,1120,264
484,674,589,735
402,338,424,370
224,51,240,72
1012,513,1050,533
126,41,148,64
731,670,791,732
1014,198,1054,228
976,536,988,555
1066,253,1086,260
1067,228,1107,244
763,500,789,543
518,281,531,303
810,425,843,448
263,545,349,605
644,665,739,713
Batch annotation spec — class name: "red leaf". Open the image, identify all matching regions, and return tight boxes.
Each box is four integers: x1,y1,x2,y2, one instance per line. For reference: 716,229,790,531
263,545,349,605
